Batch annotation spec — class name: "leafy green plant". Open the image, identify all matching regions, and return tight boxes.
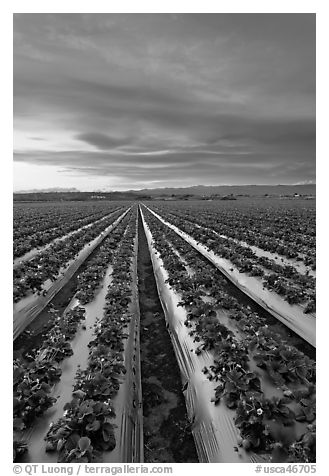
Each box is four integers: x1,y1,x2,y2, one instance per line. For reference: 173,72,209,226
269,397,296,426
235,393,273,451
45,394,116,462
14,359,60,428
294,398,316,423
288,425,316,462
14,378,57,428
212,369,261,408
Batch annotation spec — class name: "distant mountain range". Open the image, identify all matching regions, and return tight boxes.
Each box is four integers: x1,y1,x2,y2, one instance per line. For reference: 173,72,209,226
130,184,316,197
15,187,81,194
14,184,316,201
13,190,150,202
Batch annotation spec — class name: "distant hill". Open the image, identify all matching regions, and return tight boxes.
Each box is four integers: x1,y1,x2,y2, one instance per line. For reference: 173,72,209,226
15,187,81,194
131,184,316,197
13,184,316,202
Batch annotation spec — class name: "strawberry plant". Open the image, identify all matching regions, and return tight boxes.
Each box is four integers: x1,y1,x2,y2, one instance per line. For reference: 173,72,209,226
42,212,137,462
287,424,316,462
142,204,316,462
45,393,116,462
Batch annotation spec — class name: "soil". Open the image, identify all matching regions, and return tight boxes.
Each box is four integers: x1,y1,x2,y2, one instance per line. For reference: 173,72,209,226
137,210,198,463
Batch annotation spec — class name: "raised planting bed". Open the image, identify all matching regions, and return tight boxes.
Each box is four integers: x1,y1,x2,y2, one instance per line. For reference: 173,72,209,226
38,209,143,463
13,207,128,301
140,206,255,463
151,200,315,269
143,205,315,348
157,208,315,278
150,206,315,308
13,207,131,340
14,305,86,461
74,209,133,304
14,201,125,258
140,205,315,463
13,206,124,268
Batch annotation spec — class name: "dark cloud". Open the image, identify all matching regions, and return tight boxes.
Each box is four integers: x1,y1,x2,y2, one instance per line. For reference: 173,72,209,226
13,13,315,189
76,132,133,150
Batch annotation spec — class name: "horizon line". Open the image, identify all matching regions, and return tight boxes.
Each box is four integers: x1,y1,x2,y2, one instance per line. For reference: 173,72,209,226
13,182,316,194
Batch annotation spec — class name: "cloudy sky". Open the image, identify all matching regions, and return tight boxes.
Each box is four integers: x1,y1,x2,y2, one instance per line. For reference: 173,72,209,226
13,13,315,191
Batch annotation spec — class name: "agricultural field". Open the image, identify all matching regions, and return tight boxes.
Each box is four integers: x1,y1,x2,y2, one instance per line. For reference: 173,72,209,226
13,198,316,464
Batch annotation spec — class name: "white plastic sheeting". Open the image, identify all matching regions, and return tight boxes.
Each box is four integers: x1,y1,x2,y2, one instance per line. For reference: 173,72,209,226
143,205,315,348
103,220,144,463
13,207,131,340
13,207,123,269
189,221,316,278
140,206,263,463
19,216,143,463
19,265,114,463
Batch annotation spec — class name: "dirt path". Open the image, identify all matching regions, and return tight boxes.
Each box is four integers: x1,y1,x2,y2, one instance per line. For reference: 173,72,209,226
137,211,198,463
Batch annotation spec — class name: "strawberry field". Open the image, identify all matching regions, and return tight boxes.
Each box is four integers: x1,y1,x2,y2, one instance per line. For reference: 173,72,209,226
13,198,316,464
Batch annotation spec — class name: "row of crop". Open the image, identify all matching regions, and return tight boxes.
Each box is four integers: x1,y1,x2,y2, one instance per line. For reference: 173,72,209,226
14,204,123,259
13,207,127,302
43,210,138,462
13,208,137,462
162,201,316,245
157,205,315,271
13,306,86,461
14,209,132,353
74,209,133,304
142,206,315,463
143,206,316,388
152,202,315,268
148,206,315,311
13,201,122,239
13,204,116,241
153,205,315,281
